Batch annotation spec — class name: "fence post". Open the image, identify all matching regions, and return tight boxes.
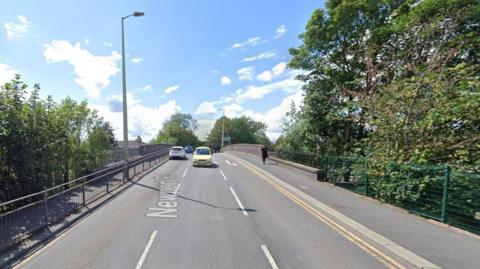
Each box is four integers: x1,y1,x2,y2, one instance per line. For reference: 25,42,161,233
441,166,451,223
364,162,369,196
43,191,49,226
324,157,328,182
82,178,86,206
106,175,109,193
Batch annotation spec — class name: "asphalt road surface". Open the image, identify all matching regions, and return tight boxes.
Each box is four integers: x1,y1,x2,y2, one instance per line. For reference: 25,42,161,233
12,153,479,269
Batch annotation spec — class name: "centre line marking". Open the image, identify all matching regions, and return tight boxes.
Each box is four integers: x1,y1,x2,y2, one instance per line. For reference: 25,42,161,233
182,168,188,178
135,230,157,269
229,187,248,216
220,169,227,181
225,160,232,166
261,245,279,269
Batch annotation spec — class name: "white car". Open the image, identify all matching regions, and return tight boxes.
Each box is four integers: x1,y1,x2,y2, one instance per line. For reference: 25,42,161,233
169,146,186,160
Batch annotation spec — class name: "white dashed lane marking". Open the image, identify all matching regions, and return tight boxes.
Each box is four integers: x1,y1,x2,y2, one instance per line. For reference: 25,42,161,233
135,230,157,269
220,169,227,181
229,187,248,216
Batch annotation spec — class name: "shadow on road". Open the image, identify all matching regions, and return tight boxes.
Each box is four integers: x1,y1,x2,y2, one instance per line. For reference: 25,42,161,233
131,181,160,192
192,163,219,169
176,194,257,213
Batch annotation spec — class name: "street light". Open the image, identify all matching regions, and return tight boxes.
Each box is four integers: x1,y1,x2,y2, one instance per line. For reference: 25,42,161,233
218,109,225,152
121,11,144,180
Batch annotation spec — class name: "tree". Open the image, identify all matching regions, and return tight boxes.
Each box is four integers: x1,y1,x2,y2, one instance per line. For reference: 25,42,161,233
154,113,201,146
0,75,116,201
286,0,480,171
135,135,143,144
207,115,271,150
288,0,408,155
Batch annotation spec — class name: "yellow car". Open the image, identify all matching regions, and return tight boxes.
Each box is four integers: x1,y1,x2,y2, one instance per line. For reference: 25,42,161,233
192,147,213,167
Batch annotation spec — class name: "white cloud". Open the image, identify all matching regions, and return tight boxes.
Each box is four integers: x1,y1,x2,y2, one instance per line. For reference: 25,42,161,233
43,40,121,98
236,75,302,103
84,39,90,45
210,69,219,75
92,92,181,141
199,69,302,108
231,37,264,49
4,15,30,39
220,76,232,85
204,89,304,140
104,42,113,48
256,62,287,82
274,25,287,39
222,103,244,118
139,85,153,92
242,50,277,62
196,119,216,140
272,62,287,75
245,90,303,140
163,85,180,94
195,101,217,115
257,71,273,82
237,67,255,81
17,15,28,25
131,57,143,64
0,63,18,85
129,85,154,94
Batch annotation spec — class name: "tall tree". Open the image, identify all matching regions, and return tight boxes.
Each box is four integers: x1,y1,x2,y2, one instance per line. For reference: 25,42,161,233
0,76,116,201
289,0,407,154
286,0,479,170
207,116,270,149
154,113,201,146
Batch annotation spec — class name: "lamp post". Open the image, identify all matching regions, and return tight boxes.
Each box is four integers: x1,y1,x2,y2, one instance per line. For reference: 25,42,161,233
218,109,225,152
121,11,144,180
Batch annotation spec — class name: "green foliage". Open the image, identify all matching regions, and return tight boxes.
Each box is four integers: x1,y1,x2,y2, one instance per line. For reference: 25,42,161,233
0,76,115,202
135,135,143,144
154,113,200,147
279,0,480,233
207,116,270,150
285,0,480,170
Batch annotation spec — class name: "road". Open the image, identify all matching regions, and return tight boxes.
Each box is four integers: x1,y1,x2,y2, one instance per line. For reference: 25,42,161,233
12,153,480,269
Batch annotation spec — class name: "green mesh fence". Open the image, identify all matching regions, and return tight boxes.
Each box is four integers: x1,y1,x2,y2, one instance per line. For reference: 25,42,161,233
275,149,480,235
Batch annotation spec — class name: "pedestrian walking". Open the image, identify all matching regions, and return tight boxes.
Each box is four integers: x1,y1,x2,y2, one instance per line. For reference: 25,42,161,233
261,145,269,164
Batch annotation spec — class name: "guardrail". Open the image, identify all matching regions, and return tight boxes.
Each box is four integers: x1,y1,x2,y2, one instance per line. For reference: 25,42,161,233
0,148,170,251
224,144,480,235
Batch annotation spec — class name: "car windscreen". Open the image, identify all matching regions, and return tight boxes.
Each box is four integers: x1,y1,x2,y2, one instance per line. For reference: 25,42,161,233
195,149,210,155
171,147,183,151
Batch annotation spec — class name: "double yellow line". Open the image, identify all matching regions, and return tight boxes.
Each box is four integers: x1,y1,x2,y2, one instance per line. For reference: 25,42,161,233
240,159,406,269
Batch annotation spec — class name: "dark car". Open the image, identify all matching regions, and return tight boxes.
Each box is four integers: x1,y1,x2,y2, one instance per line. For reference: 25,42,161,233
184,145,193,153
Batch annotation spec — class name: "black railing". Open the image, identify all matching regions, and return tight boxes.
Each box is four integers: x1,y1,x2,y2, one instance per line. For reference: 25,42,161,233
0,148,170,251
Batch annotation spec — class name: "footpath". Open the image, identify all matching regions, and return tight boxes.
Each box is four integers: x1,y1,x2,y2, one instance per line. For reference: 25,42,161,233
229,151,480,269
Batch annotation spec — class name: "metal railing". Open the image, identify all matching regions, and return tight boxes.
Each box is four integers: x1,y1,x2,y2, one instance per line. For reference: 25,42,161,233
0,148,170,251
225,144,480,235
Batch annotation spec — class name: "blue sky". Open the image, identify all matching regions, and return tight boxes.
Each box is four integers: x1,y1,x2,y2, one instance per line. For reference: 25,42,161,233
0,0,323,141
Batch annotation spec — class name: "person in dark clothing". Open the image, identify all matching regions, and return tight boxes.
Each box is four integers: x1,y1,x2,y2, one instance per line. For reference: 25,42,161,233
261,145,268,164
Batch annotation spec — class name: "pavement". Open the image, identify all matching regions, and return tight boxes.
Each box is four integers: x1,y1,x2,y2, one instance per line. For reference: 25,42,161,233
8,153,480,269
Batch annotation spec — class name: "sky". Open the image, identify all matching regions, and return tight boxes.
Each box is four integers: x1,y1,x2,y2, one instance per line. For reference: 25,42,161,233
0,0,323,142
